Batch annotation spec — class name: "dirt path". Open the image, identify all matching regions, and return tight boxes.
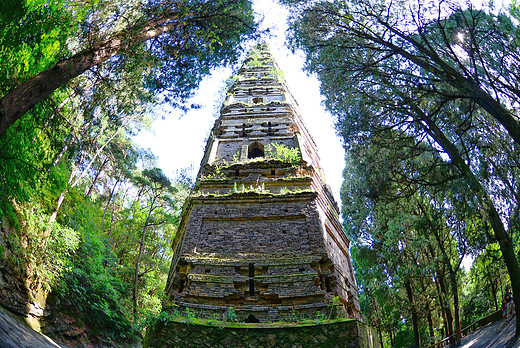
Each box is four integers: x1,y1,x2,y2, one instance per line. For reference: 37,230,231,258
460,316,519,348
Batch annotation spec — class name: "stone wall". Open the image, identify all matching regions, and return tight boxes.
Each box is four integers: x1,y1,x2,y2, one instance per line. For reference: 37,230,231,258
180,195,324,255
145,319,379,348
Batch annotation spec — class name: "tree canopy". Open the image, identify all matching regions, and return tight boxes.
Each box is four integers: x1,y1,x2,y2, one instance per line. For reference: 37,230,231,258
0,0,256,135
283,0,520,343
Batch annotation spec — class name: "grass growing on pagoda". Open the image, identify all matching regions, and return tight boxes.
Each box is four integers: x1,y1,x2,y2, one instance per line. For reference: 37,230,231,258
167,317,355,329
191,187,314,198
200,145,303,182
146,305,354,330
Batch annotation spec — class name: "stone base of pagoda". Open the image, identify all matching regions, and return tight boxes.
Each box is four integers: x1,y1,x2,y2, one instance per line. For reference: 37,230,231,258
145,319,379,348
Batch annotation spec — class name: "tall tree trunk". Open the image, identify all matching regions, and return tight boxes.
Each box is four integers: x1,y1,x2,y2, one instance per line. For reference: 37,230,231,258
44,188,68,241
425,210,462,345
491,280,498,311
438,274,454,341
44,148,86,240
52,134,73,167
0,12,196,135
430,247,450,340
108,186,126,239
486,267,499,311
45,129,118,240
102,179,120,231
435,278,449,338
426,302,435,344
404,280,421,348
86,155,109,197
133,196,156,319
449,270,462,344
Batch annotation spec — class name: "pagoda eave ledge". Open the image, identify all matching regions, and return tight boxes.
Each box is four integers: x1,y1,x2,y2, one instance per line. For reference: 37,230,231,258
197,176,313,188
221,100,289,111
182,252,325,265
203,159,311,170
189,190,317,204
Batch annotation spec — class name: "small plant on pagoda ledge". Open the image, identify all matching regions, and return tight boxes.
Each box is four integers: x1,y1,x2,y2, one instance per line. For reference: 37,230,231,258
266,143,301,165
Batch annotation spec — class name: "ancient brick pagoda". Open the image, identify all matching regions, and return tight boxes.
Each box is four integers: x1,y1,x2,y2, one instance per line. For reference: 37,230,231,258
164,44,360,322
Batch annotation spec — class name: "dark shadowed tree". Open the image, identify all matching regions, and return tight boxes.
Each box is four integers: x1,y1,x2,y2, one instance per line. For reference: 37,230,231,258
283,0,520,338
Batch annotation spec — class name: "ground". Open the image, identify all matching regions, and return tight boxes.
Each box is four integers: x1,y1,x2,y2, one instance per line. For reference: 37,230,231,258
460,316,519,348
0,307,66,348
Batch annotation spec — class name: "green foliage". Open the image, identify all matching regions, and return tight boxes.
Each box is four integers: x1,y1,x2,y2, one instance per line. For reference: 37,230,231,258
143,305,349,329
460,287,494,327
269,67,285,80
247,57,264,67
278,187,291,195
224,307,238,322
392,325,416,348
3,202,79,293
0,115,188,343
233,182,267,194
267,143,301,165
513,0,520,20
314,311,326,323
52,194,138,341
461,243,510,327
138,308,178,333
185,308,197,324
204,163,229,180
340,136,475,345
141,0,257,110
0,0,81,94
0,103,66,221
56,227,138,341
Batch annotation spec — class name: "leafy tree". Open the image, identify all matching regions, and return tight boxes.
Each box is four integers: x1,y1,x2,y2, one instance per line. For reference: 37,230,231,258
0,0,256,135
130,167,178,319
284,0,520,144
284,0,520,338
43,157,191,342
54,196,138,343
461,243,509,326
341,137,471,346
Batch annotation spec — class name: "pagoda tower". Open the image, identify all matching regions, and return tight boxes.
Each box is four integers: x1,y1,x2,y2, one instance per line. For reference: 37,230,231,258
164,44,360,322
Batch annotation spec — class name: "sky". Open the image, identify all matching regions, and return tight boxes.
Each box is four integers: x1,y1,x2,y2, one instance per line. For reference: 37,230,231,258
134,0,346,205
